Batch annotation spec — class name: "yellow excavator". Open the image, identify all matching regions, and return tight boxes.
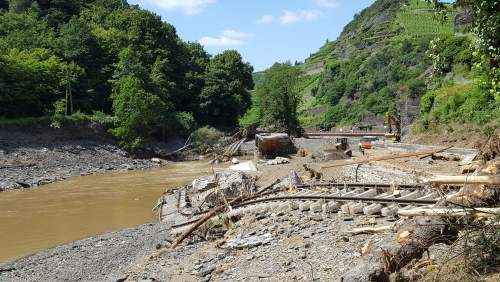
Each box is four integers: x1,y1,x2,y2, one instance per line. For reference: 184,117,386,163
385,112,401,142
324,138,352,159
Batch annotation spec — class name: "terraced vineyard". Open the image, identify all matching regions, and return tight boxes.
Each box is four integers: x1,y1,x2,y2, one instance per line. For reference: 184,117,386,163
398,11,456,37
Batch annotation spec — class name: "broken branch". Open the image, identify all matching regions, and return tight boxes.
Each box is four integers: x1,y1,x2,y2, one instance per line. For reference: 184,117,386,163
346,226,392,235
170,181,276,249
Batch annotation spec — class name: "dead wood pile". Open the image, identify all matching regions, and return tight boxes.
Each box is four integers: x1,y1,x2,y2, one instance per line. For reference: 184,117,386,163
342,160,500,282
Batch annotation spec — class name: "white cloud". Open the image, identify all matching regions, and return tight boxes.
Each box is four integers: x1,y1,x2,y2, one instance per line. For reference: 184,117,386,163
199,36,245,46
256,14,274,23
279,9,323,24
222,30,254,38
143,0,216,15
199,30,252,46
316,0,340,8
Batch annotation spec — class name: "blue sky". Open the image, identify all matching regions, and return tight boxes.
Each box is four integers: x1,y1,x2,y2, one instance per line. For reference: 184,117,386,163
128,0,376,72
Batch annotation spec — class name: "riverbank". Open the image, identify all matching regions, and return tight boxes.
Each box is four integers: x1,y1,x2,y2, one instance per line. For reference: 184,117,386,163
1,124,494,281
0,222,173,282
0,122,176,191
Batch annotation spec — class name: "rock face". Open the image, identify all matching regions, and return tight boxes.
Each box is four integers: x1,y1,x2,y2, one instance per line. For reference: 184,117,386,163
454,6,474,33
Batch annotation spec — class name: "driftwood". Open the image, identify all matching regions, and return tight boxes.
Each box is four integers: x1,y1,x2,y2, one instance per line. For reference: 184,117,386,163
161,134,194,157
342,159,500,282
460,164,479,174
398,207,500,218
170,181,276,249
321,147,452,169
428,175,500,185
346,226,392,235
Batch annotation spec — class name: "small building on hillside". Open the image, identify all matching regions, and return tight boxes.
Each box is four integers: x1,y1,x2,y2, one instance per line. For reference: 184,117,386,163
255,133,296,158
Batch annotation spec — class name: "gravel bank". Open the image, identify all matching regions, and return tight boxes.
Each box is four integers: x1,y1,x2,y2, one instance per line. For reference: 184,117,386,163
122,210,449,282
0,123,175,191
0,222,173,282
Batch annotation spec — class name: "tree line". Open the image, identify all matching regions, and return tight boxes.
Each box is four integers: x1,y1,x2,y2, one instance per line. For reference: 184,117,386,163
0,0,257,148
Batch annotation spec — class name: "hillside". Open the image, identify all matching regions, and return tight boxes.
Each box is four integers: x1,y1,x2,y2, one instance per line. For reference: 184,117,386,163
281,0,497,142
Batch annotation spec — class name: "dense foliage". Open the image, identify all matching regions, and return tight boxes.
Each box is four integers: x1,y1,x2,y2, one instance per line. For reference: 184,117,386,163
241,62,303,135
312,36,433,128
0,0,253,148
427,0,500,94
297,0,500,131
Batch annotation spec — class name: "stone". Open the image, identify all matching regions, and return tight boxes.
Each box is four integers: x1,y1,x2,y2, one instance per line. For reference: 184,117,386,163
256,273,272,278
280,259,291,266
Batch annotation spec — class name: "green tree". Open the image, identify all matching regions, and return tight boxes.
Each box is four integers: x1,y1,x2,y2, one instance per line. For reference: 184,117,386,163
170,41,211,115
427,0,500,94
200,50,253,127
0,10,56,52
0,48,68,117
252,61,304,135
108,77,167,148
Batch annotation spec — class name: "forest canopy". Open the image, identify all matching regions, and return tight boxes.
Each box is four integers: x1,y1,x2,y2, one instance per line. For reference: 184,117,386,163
0,0,254,147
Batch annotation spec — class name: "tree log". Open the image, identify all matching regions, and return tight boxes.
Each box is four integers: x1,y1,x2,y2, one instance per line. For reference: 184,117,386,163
398,207,500,218
428,175,500,185
342,160,500,282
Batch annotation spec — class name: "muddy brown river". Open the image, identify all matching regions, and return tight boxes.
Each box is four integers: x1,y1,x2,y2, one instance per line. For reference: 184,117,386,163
0,161,230,265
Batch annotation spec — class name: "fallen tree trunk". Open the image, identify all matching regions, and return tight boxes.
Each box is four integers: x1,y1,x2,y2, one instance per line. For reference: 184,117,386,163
398,207,500,218
170,181,276,249
342,160,500,282
428,175,500,185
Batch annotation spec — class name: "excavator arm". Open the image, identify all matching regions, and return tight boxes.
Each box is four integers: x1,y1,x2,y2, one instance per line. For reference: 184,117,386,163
385,112,401,142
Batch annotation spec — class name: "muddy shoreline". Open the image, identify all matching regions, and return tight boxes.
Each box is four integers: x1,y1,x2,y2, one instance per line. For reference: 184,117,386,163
1,123,489,281
0,123,179,191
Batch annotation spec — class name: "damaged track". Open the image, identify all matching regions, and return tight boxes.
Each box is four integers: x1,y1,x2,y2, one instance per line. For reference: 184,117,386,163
157,175,456,236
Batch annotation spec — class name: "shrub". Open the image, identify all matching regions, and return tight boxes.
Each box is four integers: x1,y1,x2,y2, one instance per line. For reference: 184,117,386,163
190,126,223,153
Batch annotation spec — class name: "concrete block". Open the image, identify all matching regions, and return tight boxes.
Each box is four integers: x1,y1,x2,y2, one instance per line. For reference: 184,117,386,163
310,202,322,213
270,202,280,211
381,204,399,217
341,202,354,214
349,202,367,215
399,190,422,200
322,201,341,213
299,201,313,211
357,189,377,198
364,203,383,215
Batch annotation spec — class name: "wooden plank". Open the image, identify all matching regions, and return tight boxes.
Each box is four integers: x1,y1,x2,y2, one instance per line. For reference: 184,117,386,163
458,154,476,166
321,147,453,169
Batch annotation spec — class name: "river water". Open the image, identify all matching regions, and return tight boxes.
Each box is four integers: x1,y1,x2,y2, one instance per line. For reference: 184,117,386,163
0,161,231,265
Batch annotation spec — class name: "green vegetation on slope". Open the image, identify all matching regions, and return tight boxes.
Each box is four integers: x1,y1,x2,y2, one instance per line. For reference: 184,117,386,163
0,0,253,148
291,0,500,132
398,11,455,37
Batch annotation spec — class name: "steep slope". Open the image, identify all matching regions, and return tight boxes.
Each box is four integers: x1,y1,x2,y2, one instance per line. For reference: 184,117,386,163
298,0,462,135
